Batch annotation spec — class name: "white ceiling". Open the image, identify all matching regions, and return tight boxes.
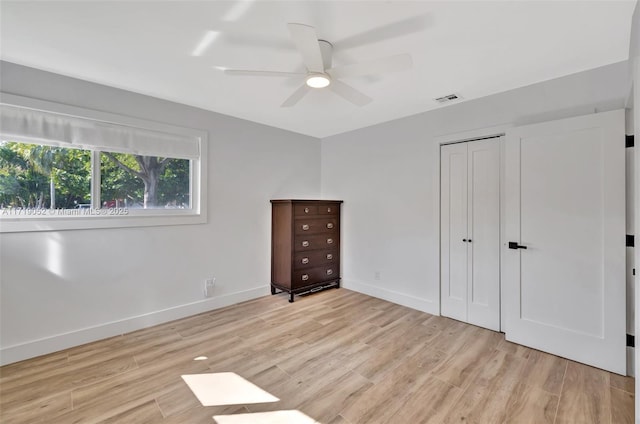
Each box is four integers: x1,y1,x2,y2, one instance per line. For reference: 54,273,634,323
0,1,636,138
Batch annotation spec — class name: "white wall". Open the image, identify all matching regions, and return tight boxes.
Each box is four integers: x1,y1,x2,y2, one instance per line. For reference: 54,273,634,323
321,60,630,316
0,61,322,365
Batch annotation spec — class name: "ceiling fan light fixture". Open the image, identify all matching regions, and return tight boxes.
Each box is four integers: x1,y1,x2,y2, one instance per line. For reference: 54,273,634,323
306,73,331,88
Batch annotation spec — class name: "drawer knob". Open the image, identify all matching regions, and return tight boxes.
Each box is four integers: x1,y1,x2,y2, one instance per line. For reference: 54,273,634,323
326,253,333,260
302,224,310,231
304,207,310,213
301,257,309,264
301,274,309,281
326,269,333,275
302,240,309,247
326,223,334,229
327,238,334,244
327,207,332,213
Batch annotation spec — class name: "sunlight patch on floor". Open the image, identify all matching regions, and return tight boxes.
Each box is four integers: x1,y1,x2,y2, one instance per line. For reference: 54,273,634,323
213,410,321,424
181,372,279,406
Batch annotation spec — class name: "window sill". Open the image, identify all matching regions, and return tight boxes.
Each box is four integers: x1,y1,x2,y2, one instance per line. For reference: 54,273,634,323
0,210,206,233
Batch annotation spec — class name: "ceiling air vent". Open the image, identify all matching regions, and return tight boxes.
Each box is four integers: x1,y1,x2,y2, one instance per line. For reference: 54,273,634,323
435,93,462,104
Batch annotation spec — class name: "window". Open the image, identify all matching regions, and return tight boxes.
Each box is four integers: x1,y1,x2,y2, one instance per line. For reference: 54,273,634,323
0,94,207,232
0,142,191,210
100,153,190,210
0,142,91,210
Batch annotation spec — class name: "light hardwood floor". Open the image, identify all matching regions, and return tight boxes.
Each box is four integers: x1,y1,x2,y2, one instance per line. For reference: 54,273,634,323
0,289,634,424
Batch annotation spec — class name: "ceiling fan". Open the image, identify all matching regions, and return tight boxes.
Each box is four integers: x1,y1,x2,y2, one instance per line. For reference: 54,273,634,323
224,23,413,107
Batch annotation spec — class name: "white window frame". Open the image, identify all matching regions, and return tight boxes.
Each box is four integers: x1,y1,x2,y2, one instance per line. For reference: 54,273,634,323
0,93,207,233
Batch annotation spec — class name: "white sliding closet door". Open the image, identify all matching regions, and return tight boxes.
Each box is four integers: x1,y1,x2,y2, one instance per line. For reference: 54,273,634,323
441,137,500,331
504,110,625,374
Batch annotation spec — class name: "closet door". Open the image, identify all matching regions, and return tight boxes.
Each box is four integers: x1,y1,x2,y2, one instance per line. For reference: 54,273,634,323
441,142,469,322
441,138,500,330
504,110,625,374
467,138,500,331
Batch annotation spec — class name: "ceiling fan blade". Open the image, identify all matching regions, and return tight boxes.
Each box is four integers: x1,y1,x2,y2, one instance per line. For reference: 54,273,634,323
225,69,305,78
281,84,311,107
287,23,325,73
336,14,431,50
329,54,412,79
328,80,372,106
222,33,291,50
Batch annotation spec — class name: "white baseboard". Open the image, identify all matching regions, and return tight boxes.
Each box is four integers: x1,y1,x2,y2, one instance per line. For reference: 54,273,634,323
0,285,270,366
342,279,438,315
628,346,635,377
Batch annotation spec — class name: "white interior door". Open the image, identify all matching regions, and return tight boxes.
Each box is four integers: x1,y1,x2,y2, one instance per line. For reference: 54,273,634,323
441,142,468,322
467,138,500,331
441,138,500,331
504,110,626,374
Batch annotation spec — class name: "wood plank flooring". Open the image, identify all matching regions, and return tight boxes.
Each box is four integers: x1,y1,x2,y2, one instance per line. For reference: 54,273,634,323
0,289,634,423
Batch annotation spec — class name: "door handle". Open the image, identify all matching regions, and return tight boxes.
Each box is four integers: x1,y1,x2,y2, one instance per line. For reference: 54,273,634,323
508,242,527,250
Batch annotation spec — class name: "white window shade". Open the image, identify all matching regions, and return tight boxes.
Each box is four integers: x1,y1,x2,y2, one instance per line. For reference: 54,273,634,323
0,103,200,159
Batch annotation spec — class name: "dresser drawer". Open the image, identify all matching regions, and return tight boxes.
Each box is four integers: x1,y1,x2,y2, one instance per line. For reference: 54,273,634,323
294,249,338,269
294,204,317,216
294,234,338,252
317,203,339,215
293,265,339,288
294,218,338,235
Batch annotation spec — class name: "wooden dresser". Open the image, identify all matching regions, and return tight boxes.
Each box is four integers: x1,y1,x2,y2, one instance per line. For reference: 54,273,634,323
271,199,343,302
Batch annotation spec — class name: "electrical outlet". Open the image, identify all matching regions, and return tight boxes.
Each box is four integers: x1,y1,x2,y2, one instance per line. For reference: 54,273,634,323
374,271,381,281
204,277,216,298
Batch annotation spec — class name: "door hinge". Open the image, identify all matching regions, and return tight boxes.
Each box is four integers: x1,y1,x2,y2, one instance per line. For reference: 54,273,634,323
628,334,635,348
626,134,634,148
627,234,634,247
